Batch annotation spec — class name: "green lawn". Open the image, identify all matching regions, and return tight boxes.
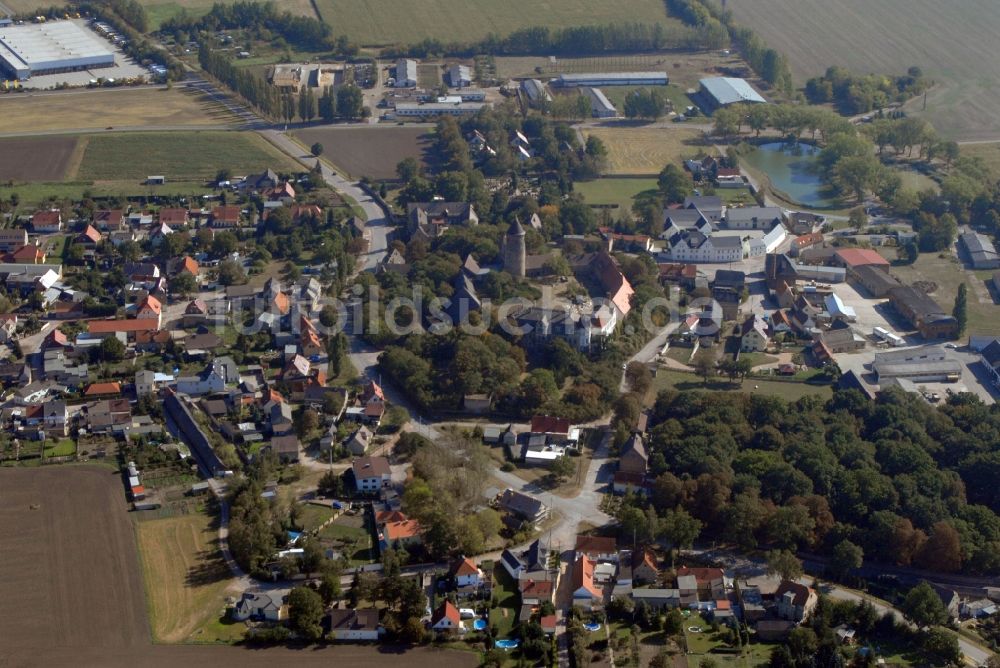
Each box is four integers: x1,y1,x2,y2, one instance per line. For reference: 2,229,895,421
298,504,336,532
43,439,76,458
738,352,779,368
575,177,658,214
651,369,832,402
317,515,373,564
890,251,1000,336
77,131,300,182
490,564,520,639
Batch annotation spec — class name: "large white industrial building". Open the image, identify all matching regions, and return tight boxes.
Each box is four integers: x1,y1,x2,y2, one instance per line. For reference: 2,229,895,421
0,21,114,81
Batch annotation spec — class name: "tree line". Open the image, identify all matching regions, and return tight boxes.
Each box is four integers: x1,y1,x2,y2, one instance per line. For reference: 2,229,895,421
665,0,793,94
162,1,333,51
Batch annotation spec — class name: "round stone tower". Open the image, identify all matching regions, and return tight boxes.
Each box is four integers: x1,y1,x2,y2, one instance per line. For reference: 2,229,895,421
504,217,527,278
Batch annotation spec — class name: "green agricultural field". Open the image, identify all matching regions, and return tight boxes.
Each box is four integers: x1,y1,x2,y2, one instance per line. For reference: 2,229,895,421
574,177,658,215
76,131,300,182
313,0,680,46
727,0,1000,141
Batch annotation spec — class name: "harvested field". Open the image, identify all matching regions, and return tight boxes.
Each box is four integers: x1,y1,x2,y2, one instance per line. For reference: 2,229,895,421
583,124,705,175
314,0,680,46
0,86,237,135
294,126,434,180
3,644,479,667
0,467,476,668
136,509,239,643
0,136,79,182
1,0,56,12
0,466,150,650
727,0,1000,141
76,131,300,181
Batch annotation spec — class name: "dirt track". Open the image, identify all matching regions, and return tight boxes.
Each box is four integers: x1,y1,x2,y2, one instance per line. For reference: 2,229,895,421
0,467,476,668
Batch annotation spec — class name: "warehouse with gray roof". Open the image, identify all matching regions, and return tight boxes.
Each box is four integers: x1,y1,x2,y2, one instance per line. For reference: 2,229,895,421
556,72,668,87
0,21,114,81
698,77,766,111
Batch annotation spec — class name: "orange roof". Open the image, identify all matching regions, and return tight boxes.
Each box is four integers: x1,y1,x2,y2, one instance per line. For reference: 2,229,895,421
85,382,122,396
88,319,160,334
432,601,461,627
540,614,558,631
272,292,290,315
572,554,600,598
363,380,384,402
794,232,824,248
384,518,422,540
78,225,102,244
716,599,731,610
834,248,889,268
178,256,199,276
451,556,480,577
137,295,162,315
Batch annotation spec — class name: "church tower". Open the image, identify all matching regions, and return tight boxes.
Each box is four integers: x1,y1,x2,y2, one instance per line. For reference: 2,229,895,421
504,217,526,278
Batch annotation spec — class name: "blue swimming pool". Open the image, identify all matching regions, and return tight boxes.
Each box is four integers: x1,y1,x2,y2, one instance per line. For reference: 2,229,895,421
495,639,520,649
584,622,602,632
473,619,487,631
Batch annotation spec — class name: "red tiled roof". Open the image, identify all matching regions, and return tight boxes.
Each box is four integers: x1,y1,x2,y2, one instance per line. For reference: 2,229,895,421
158,208,188,225
451,556,480,577
385,519,421,540
77,225,102,244
834,248,889,268
676,566,725,584
87,320,160,334
572,554,601,597
85,382,122,396
431,600,460,627
575,535,617,555
211,205,241,223
531,415,571,435
137,294,161,315
32,210,60,226
178,256,199,276
520,579,554,597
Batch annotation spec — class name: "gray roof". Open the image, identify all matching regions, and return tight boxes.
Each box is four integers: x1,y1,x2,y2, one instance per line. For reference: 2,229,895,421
711,235,745,248
874,359,963,379
726,206,783,226
499,488,546,518
700,77,766,105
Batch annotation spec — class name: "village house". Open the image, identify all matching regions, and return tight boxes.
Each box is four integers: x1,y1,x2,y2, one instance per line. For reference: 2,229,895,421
377,514,422,552
575,535,618,562
775,580,818,623
31,210,63,233
344,424,373,456
407,202,478,241
328,608,381,641
739,313,770,352
0,228,28,252
498,488,550,528
352,455,392,493
613,432,648,495
450,556,484,588
232,590,286,622
572,554,603,610
210,205,242,228
430,600,462,632
501,538,552,581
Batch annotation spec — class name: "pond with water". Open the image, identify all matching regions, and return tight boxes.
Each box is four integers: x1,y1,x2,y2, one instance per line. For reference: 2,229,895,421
742,141,840,208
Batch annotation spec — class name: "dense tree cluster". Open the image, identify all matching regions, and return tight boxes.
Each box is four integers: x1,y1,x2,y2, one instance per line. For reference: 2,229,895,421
623,88,672,120
642,387,1000,575
163,1,333,51
805,66,928,114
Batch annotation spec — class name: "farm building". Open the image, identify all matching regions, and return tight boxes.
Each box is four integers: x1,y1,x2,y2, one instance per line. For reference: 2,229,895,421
960,231,1000,269
698,77,766,110
887,286,959,339
395,58,417,87
521,78,551,104
555,72,668,87
584,87,617,118
0,21,114,81
394,101,487,117
447,63,471,87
